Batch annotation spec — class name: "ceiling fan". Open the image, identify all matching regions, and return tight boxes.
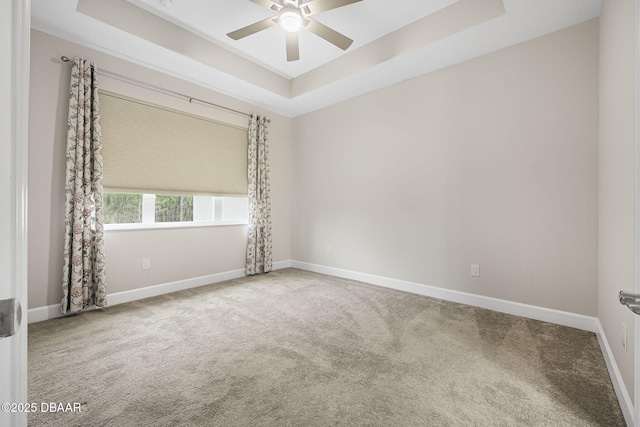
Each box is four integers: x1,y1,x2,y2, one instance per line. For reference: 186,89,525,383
227,0,363,62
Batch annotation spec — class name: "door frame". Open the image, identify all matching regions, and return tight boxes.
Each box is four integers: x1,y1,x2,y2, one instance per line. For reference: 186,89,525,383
635,0,640,424
1,0,30,426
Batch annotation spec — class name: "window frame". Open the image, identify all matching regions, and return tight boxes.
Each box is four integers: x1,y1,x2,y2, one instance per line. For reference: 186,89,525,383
103,193,249,231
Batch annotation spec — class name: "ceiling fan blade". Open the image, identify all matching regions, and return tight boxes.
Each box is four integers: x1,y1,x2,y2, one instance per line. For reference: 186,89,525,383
305,0,362,15
285,31,300,62
227,17,277,40
306,19,353,50
249,0,279,10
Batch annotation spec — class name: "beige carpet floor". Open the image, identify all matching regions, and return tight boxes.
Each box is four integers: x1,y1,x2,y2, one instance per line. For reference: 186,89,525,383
29,268,625,426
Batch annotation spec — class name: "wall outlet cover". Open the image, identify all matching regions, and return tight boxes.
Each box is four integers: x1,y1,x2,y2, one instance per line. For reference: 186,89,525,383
471,264,480,277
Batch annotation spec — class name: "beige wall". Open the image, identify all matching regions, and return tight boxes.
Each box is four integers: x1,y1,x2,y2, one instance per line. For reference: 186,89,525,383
599,0,637,401
28,30,293,309
293,20,599,316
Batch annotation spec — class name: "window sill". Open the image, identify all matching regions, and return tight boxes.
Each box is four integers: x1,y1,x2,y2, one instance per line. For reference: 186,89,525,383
104,220,248,231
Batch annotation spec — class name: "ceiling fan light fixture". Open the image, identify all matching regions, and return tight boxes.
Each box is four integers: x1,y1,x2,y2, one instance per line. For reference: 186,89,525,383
278,9,303,32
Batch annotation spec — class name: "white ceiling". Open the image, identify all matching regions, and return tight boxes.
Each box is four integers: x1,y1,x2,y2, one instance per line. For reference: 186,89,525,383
31,0,602,117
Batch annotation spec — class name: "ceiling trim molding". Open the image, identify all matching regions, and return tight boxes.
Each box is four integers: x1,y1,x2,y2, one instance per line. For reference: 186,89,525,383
78,0,505,100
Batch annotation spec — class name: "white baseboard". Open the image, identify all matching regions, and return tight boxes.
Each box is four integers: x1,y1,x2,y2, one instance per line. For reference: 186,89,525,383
273,260,292,269
28,304,64,324
28,260,293,324
291,261,599,333
595,320,635,426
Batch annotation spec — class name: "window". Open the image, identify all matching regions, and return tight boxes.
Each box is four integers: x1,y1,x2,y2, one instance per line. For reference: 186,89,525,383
99,90,250,230
103,193,143,224
155,195,193,223
104,193,248,228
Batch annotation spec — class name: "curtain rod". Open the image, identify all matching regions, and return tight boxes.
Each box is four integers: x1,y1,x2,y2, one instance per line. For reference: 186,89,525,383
60,56,254,119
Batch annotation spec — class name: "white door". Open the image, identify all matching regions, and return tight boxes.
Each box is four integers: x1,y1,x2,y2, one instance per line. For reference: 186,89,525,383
0,1,30,426
636,3,640,426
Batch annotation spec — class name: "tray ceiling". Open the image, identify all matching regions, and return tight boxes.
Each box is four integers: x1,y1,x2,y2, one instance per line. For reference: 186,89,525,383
31,0,602,117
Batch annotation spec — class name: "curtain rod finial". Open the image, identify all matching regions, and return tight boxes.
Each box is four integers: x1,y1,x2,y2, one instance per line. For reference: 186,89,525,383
61,56,71,62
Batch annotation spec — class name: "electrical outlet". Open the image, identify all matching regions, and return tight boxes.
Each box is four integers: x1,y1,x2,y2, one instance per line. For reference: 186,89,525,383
326,245,331,255
142,258,151,270
471,264,480,277
622,323,627,351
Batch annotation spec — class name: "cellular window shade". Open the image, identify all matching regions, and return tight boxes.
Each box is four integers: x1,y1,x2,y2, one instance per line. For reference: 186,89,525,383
99,91,248,196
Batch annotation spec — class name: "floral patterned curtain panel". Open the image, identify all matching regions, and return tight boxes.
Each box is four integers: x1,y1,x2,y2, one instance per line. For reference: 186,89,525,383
246,114,272,275
61,57,107,314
